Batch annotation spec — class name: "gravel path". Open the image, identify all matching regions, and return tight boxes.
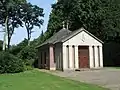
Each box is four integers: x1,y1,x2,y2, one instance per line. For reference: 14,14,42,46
40,68,120,90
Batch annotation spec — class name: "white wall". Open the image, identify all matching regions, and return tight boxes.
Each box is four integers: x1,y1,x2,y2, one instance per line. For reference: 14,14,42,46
62,31,103,70
63,31,102,46
62,45,79,70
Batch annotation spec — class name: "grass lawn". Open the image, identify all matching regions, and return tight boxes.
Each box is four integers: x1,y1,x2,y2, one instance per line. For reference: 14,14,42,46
115,67,120,69
105,67,120,69
0,69,107,90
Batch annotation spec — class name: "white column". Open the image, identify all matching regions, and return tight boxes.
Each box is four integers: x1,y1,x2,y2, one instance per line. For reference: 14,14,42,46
69,46,73,69
94,46,99,68
89,46,94,68
63,45,67,70
99,46,103,67
75,45,79,69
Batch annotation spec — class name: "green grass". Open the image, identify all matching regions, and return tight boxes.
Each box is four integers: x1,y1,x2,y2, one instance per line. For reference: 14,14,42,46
115,67,120,69
105,67,120,69
0,69,107,90
111,67,120,69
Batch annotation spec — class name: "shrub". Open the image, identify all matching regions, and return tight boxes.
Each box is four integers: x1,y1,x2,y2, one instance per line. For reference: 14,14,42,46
18,46,37,69
9,39,28,55
18,46,36,60
0,51,25,74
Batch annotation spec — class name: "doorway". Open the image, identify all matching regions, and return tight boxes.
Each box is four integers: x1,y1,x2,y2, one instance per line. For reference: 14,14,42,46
78,46,89,68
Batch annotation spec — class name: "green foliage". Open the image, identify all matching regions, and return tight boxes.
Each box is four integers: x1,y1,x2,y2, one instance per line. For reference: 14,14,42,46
18,46,36,60
29,30,46,49
45,3,64,40
9,38,28,55
0,0,27,49
17,46,37,68
9,38,39,68
30,31,44,47
0,0,44,73
46,0,120,42
20,3,44,45
0,0,44,49
0,51,24,73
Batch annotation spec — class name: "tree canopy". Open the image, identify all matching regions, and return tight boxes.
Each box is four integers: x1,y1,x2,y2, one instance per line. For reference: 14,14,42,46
45,0,120,42
0,0,27,50
21,3,44,45
0,0,44,50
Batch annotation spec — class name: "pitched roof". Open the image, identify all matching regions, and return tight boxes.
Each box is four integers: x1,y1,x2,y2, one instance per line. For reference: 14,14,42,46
37,27,103,48
37,28,71,47
61,28,104,43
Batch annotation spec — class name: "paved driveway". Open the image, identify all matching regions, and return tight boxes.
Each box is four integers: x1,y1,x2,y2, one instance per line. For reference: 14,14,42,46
41,68,120,90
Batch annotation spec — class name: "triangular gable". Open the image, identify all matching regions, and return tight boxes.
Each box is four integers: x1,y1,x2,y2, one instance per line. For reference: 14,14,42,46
62,27,103,44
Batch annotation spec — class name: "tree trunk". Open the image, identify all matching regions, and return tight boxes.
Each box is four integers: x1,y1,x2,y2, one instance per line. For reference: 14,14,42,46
7,26,10,49
3,28,6,51
25,23,31,46
27,28,30,46
3,16,8,51
8,28,14,49
7,36,10,49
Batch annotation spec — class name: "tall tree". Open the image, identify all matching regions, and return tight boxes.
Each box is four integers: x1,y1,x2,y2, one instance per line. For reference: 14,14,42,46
20,3,44,46
46,0,120,42
0,0,26,50
0,0,44,49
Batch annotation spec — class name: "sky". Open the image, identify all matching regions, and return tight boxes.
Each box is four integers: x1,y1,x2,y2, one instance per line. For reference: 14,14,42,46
0,0,56,45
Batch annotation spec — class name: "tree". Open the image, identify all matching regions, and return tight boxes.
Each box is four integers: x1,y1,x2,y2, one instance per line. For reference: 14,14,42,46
0,0,44,50
46,0,120,42
0,40,3,51
45,3,64,40
20,3,44,46
38,30,45,44
0,0,26,50
9,38,28,55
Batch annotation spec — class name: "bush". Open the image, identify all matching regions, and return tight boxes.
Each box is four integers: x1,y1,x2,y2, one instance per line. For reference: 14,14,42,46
18,46,36,60
18,46,37,68
9,39,28,55
0,51,25,74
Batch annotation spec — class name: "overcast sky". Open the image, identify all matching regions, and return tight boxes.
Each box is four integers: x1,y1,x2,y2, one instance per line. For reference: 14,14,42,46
0,0,56,45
